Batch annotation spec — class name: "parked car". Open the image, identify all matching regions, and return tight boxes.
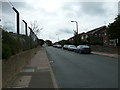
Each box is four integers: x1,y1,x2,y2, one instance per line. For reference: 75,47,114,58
53,44,61,48
56,44,62,48
53,44,57,47
63,45,69,50
76,45,91,54
68,45,77,51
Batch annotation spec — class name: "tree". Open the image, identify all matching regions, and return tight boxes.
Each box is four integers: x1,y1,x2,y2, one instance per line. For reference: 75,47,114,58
45,40,52,46
107,15,120,39
59,40,66,46
38,39,44,46
30,20,43,35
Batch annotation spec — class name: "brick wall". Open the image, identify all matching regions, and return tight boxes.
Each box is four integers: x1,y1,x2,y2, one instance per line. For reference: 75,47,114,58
90,45,119,54
2,47,40,88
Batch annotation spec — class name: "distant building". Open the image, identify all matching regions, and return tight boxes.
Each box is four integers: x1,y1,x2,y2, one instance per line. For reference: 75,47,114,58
52,42,58,45
45,40,52,46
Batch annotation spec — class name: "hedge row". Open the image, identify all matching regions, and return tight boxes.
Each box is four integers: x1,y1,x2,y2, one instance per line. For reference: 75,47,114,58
2,29,38,59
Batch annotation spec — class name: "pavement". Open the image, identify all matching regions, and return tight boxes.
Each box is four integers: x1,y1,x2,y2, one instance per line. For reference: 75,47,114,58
6,47,58,88
4,47,119,88
92,51,119,58
0,60,2,90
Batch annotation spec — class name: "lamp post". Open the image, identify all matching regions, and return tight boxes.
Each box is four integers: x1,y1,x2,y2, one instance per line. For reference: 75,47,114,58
71,21,78,34
71,21,79,46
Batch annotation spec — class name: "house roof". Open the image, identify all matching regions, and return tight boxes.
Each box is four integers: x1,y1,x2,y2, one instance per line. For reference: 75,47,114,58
86,26,106,34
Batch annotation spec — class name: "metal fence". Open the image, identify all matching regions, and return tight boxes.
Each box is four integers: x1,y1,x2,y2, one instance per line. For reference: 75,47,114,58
2,1,39,49
1,1,40,59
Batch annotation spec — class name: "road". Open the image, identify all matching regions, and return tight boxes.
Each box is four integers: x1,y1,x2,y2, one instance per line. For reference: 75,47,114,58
0,60,2,89
45,46,118,88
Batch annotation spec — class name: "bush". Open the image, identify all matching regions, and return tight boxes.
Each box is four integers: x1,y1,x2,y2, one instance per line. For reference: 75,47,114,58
2,29,39,59
2,44,12,59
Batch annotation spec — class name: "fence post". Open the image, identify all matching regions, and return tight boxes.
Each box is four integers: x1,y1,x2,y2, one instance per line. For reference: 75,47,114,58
22,20,28,36
28,27,32,49
12,7,19,35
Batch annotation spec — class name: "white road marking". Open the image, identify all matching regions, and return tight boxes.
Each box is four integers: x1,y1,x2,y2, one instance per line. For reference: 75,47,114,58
20,69,35,72
37,67,49,70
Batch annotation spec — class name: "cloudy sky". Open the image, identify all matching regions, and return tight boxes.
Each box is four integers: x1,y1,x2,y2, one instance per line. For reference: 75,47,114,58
2,0,119,43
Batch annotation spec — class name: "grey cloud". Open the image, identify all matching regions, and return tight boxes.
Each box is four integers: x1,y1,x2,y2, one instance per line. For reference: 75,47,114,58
118,1,120,15
2,2,14,14
62,2,82,18
48,35,56,40
2,2,33,14
62,2,106,18
80,2,106,16
9,2,34,10
12,2,27,9
3,21,15,32
58,28,73,34
62,2,80,11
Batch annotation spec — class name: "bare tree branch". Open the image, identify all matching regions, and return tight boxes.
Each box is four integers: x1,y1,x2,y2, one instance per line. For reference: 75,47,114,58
30,20,43,35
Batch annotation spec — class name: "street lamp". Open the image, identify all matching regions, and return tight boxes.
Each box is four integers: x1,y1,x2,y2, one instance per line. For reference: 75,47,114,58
71,21,79,46
71,21,78,34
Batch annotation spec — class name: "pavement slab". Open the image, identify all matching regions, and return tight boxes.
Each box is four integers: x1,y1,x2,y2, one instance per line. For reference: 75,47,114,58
28,72,53,88
0,60,2,89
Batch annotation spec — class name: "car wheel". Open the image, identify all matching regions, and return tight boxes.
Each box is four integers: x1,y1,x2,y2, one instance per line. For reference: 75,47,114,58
79,50,82,54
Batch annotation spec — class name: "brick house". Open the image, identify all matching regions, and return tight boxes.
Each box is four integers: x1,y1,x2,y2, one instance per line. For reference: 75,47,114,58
102,29,109,45
80,26,108,45
68,36,74,44
80,32,89,43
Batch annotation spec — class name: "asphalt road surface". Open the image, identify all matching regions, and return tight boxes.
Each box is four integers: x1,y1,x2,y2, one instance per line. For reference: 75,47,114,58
45,46,118,88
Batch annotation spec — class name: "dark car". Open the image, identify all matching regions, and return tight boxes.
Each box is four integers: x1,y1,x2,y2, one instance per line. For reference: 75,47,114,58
76,45,91,54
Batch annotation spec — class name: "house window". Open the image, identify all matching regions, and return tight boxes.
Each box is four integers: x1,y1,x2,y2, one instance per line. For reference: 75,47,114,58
81,36,84,40
104,40,107,44
99,34,101,37
85,35,88,39
104,32,107,36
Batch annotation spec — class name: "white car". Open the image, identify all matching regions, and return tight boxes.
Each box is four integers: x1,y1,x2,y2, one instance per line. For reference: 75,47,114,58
53,44,62,48
56,44,62,48
68,45,77,51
